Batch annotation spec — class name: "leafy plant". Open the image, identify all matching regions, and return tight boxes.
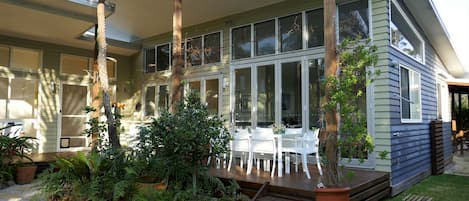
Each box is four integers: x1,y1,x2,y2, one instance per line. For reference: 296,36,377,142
321,38,380,186
135,90,230,195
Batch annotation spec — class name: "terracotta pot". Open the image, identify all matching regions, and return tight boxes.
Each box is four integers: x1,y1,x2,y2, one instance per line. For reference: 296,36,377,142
16,165,37,185
136,176,167,191
314,187,350,201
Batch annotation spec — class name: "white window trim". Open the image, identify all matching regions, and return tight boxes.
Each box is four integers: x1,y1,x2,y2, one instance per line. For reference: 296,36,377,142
436,78,451,122
400,64,422,123
2,46,42,72
389,0,426,64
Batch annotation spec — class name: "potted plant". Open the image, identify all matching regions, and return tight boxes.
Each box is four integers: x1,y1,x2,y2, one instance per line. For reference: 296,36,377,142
315,38,380,201
0,133,37,185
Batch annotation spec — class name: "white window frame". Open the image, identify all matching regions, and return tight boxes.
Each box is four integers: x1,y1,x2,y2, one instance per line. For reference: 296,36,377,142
155,43,172,72
184,74,223,117
400,64,422,123
389,0,425,64
59,54,91,77
9,46,42,72
436,78,450,122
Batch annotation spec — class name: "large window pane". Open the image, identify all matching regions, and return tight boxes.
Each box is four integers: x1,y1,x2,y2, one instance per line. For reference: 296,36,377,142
204,33,221,64
279,13,303,52
0,78,7,119
282,62,302,128
400,67,410,119
255,20,275,56
309,59,324,128
11,47,40,70
157,44,170,71
410,71,421,120
339,0,369,41
232,26,252,60
257,65,275,127
206,79,219,115
9,79,38,119
391,3,423,62
158,85,169,113
107,60,116,79
189,81,201,98
145,86,156,117
186,37,202,66
306,9,324,48
235,68,251,127
61,54,89,76
145,48,156,73
0,46,9,67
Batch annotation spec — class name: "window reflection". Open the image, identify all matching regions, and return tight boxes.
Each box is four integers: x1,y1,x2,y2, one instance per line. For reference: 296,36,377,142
281,62,302,128
232,26,252,60
257,64,275,127
309,59,324,128
206,79,219,115
279,14,303,52
338,0,369,41
157,44,170,71
255,20,276,56
235,68,252,127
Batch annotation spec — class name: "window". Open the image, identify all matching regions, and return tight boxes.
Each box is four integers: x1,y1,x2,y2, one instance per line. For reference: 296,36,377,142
204,32,221,64
254,20,275,56
400,66,421,122
145,86,156,117
308,59,325,128
279,13,303,52
338,0,369,41
257,64,275,127
106,59,117,79
157,44,170,71
306,9,324,48
158,85,169,113
234,68,252,126
391,1,424,62
186,37,202,66
0,78,38,120
232,26,252,60
205,79,219,115
281,61,302,127
61,54,90,76
10,47,41,71
145,48,156,73
0,46,9,67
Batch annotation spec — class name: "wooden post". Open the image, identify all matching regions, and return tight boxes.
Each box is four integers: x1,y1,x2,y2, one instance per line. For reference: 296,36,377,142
323,0,339,186
170,0,184,112
91,24,101,150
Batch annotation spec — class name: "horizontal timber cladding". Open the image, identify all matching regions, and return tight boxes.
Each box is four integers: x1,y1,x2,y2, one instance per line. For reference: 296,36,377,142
388,1,453,195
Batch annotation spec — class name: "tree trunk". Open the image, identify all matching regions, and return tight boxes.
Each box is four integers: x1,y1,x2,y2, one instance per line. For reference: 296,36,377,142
97,0,120,148
170,0,184,113
91,24,101,150
323,0,339,187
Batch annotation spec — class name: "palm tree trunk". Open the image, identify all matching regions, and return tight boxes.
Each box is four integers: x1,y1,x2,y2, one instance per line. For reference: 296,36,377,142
170,0,184,112
323,0,339,187
97,0,120,148
91,24,101,150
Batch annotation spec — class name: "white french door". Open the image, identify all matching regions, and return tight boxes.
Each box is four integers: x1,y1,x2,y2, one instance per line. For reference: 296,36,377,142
185,75,223,116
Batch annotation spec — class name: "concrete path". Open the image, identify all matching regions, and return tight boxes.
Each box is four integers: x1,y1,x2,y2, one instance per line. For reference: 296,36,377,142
0,180,43,201
445,153,469,176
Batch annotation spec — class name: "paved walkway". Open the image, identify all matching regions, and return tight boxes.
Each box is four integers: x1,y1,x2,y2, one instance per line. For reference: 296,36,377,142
445,153,469,176
0,181,43,201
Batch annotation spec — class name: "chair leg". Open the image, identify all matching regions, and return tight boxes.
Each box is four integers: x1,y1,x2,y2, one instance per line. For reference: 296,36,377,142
228,152,233,172
316,153,323,176
295,153,299,173
285,153,290,174
247,152,253,175
303,154,311,179
271,152,276,177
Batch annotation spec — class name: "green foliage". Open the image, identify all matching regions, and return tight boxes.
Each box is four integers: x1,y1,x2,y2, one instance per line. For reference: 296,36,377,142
0,131,37,183
39,150,138,201
135,90,230,193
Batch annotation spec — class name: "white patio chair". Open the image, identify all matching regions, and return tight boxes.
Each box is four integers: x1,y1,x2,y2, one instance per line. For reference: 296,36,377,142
247,128,276,177
227,129,251,172
281,127,322,179
282,128,303,174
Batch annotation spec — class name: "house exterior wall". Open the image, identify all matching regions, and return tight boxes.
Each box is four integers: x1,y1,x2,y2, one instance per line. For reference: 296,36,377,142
0,34,134,153
387,0,453,195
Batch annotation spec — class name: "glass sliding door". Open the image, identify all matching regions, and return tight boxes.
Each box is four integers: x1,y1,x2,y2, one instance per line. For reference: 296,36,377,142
281,61,302,128
60,84,88,150
257,64,275,127
234,68,252,127
308,59,324,129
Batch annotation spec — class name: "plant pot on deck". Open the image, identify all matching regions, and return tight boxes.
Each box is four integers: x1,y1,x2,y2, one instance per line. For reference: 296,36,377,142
15,164,37,185
135,176,167,191
314,187,350,201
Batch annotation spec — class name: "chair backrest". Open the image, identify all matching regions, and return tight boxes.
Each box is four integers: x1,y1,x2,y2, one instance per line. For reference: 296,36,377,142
250,128,276,153
303,128,320,153
231,129,250,152
285,128,303,135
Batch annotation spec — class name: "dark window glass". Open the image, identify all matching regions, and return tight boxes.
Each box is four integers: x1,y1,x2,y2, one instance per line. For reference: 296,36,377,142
281,61,302,128
204,32,221,64
257,64,275,127
309,59,324,128
254,20,275,56
145,48,155,73
234,68,252,127
156,44,170,71
306,9,324,48
186,37,202,66
279,13,303,52
339,0,369,41
400,67,410,119
145,86,156,117
158,85,169,113
232,25,252,60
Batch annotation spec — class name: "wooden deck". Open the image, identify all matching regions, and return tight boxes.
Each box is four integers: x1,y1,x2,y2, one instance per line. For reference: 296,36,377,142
210,164,390,201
